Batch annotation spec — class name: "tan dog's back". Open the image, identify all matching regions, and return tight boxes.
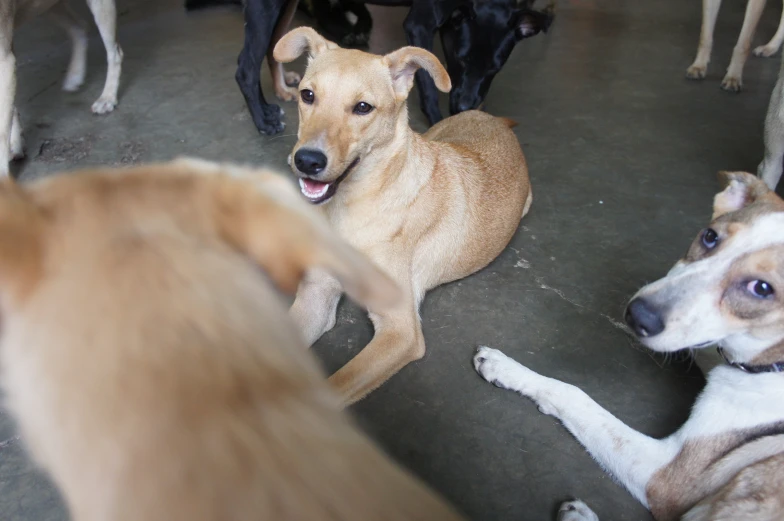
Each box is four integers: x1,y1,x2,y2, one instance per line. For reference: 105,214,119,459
0,160,465,521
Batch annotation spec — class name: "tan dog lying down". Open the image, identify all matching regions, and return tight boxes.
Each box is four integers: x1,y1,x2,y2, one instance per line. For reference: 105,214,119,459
274,28,532,405
0,159,467,521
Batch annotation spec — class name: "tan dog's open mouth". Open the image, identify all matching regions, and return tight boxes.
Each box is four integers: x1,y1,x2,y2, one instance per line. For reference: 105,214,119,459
298,157,359,204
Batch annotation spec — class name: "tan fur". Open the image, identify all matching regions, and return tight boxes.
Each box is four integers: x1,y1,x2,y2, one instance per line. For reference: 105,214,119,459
0,0,122,177
274,29,531,405
0,159,468,521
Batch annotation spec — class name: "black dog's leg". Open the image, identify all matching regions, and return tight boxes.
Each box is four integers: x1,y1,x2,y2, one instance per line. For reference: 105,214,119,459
235,0,287,135
404,0,443,125
348,1,373,47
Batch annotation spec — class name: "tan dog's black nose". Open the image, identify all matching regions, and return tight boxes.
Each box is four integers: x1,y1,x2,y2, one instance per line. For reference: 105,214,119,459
625,298,665,338
294,148,327,176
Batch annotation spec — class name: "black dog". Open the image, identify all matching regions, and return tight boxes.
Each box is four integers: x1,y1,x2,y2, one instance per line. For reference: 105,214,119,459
237,0,554,135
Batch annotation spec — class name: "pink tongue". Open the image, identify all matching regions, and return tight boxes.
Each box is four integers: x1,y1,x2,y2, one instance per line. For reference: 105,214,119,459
303,179,327,192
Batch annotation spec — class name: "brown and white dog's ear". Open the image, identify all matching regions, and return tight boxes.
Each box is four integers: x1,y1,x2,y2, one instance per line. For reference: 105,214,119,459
211,168,400,311
273,27,338,63
384,47,452,99
713,171,772,219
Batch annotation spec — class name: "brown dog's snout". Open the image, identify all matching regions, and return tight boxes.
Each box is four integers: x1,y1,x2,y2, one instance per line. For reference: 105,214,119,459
625,298,665,338
294,148,328,177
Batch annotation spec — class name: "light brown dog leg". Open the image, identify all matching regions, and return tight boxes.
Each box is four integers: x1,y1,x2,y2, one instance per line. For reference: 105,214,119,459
722,0,767,91
754,1,784,57
0,15,15,176
328,297,425,406
86,0,123,114
687,0,722,80
268,0,301,102
50,3,88,92
290,270,343,346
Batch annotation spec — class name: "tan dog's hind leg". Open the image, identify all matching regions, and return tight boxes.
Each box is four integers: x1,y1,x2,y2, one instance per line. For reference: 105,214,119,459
51,3,88,92
86,0,123,114
290,270,343,346
722,0,767,91
758,53,784,189
754,1,784,57
0,16,15,176
687,0,722,80
268,0,301,102
329,294,425,406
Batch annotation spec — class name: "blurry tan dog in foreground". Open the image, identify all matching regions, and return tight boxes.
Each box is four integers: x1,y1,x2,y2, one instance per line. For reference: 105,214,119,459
0,159,466,521
275,28,532,405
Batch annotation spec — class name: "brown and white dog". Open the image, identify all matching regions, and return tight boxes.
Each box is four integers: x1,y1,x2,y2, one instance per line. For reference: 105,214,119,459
474,172,784,520
0,0,123,177
0,159,468,521
687,0,784,92
273,28,532,406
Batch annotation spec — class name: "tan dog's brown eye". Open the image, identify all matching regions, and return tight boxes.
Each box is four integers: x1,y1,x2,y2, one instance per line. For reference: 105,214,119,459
747,280,775,298
702,228,719,249
301,89,315,104
353,102,374,115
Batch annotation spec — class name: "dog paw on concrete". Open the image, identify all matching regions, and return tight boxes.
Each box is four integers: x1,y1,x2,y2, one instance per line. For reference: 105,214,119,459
557,500,599,521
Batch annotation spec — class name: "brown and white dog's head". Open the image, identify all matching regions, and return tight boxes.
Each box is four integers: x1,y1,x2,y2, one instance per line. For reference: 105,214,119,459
273,28,451,204
625,172,784,364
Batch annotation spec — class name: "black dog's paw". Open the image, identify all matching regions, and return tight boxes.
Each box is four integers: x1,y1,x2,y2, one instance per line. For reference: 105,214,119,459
256,104,286,135
353,32,370,47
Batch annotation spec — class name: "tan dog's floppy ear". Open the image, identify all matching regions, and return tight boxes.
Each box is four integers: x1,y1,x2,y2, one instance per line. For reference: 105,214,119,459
384,47,452,99
273,27,337,64
713,171,772,219
212,170,400,311
0,180,44,303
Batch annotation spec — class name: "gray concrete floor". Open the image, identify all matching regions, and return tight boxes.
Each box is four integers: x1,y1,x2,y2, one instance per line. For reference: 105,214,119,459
2,0,782,519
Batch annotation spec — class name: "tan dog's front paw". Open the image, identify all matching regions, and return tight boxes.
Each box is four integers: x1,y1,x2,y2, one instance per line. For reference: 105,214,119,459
92,96,118,114
720,75,742,92
686,64,707,80
275,84,299,102
284,70,301,87
754,44,780,57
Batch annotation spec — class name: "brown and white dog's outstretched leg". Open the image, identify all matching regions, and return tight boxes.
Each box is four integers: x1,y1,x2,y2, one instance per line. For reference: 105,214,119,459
0,14,15,176
722,0,767,91
473,347,680,507
86,0,123,114
687,0,722,80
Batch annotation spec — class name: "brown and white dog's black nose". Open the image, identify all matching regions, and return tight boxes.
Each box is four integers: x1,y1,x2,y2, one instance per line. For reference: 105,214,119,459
294,148,327,176
624,298,665,338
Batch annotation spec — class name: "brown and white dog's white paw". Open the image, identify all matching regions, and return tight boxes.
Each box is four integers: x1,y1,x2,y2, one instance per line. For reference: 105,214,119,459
720,74,742,92
91,95,118,115
557,500,599,521
473,346,522,390
753,44,780,57
686,64,707,80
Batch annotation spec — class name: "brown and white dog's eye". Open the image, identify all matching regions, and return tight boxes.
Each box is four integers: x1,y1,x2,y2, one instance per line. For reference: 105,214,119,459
353,102,374,115
747,280,775,299
702,228,719,249
301,89,315,104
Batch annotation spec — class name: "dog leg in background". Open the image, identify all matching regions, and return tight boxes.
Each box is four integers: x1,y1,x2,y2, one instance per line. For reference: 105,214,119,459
687,0,722,80
10,108,23,161
86,0,123,113
236,0,287,134
473,347,680,506
267,0,301,102
754,1,784,57
0,15,15,176
403,1,444,125
758,51,784,189
723,0,767,91
50,3,88,92
290,271,343,346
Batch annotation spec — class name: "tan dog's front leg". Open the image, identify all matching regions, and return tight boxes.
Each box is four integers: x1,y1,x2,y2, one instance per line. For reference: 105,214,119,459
722,0,767,91
268,0,300,102
329,302,425,406
290,270,343,347
687,0,722,80
86,0,123,114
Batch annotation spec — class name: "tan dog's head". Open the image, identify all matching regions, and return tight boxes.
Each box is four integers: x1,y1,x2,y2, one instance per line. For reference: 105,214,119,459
273,28,451,204
625,172,784,362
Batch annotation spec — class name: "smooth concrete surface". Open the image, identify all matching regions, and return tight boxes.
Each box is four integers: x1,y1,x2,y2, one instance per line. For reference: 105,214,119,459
1,0,782,519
